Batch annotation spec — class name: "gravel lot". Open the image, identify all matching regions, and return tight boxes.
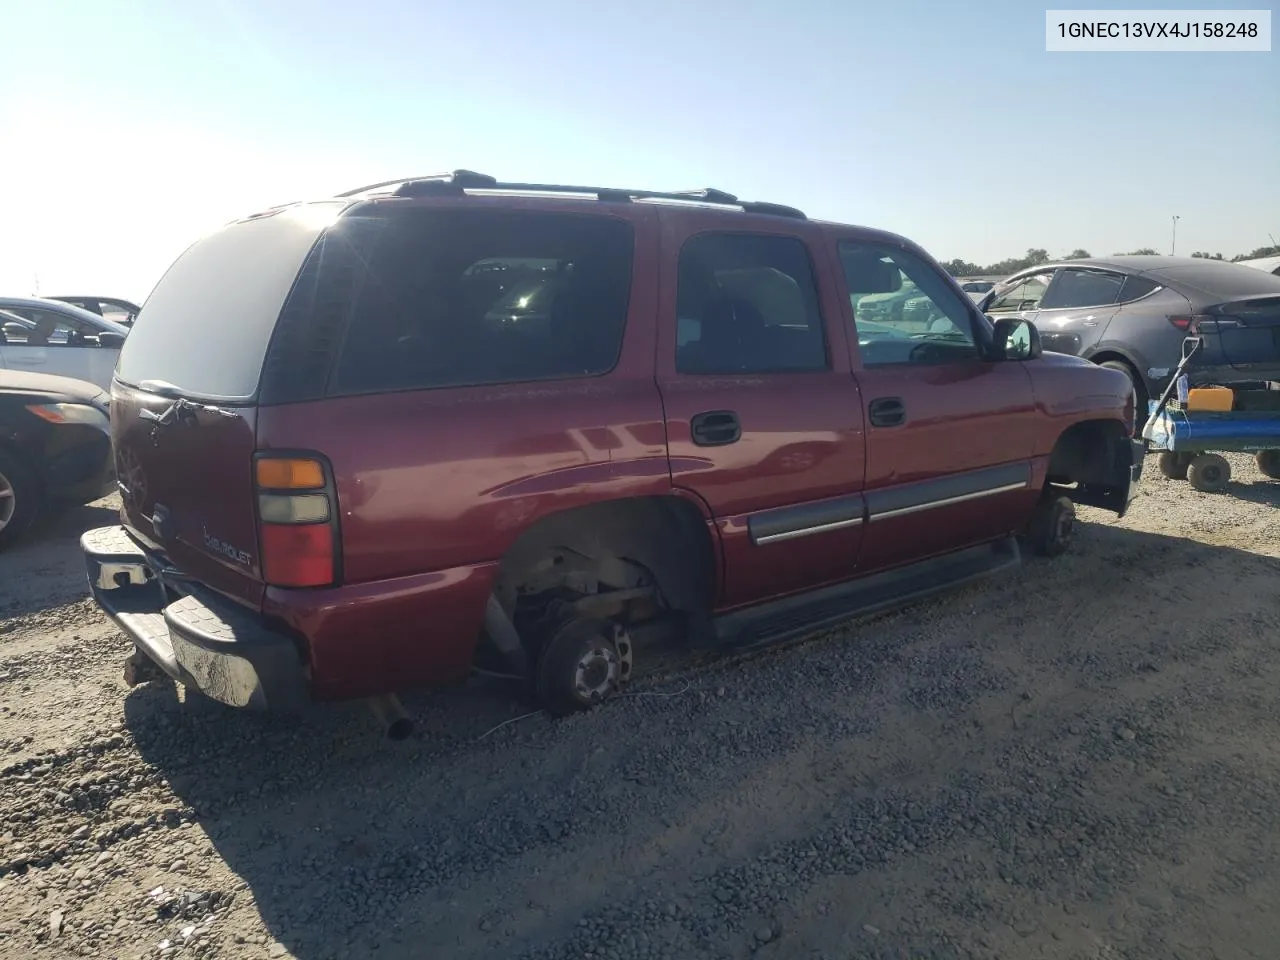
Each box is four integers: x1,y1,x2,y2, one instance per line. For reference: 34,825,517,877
2,456,1279,960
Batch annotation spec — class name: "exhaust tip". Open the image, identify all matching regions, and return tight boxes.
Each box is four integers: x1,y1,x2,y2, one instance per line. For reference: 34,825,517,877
368,694,417,741
386,717,416,741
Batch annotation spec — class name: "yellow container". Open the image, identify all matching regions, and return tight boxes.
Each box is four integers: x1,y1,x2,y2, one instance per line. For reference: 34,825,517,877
1186,386,1234,412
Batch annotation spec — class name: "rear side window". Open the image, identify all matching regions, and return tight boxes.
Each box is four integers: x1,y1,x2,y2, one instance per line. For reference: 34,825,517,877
675,233,827,374
327,210,634,395
115,202,344,401
1117,276,1161,302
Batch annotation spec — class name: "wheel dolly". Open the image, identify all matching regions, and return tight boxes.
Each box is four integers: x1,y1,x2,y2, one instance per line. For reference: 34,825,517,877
1141,335,1280,493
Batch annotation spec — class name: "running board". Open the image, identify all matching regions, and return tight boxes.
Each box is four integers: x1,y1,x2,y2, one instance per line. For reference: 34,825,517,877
709,537,1021,652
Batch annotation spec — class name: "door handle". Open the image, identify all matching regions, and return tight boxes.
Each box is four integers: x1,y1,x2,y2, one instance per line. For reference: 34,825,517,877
868,396,906,428
690,410,741,446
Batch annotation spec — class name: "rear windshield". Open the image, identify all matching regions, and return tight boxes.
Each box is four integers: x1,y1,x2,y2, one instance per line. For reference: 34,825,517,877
325,208,634,396
114,203,343,401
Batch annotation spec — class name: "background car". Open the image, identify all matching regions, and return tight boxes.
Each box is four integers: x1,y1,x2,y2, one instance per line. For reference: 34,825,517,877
958,278,997,302
978,256,1280,414
49,296,143,326
0,296,129,390
1236,255,1280,277
0,370,115,549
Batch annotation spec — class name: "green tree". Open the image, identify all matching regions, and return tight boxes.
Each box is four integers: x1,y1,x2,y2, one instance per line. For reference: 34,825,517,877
1232,245,1280,261
940,258,982,277
1066,248,1092,259
1115,248,1160,256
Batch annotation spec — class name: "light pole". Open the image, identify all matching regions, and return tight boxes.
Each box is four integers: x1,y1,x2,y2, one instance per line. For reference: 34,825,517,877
1171,215,1180,256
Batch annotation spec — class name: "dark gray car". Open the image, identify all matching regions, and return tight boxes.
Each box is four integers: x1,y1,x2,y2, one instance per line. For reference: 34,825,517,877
979,256,1280,412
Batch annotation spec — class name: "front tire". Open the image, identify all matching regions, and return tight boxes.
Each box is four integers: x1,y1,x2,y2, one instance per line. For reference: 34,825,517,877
0,449,41,551
1188,453,1231,493
1023,493,1077,558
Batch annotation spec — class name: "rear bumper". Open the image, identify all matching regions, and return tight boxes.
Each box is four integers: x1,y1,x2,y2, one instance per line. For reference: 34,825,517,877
81,525,308,711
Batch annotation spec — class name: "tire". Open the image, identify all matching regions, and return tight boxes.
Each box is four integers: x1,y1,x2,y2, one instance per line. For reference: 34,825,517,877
534,616,630,716
1022,493,1077,558
1256,449,1280,480
0,449,41,551
1098,360,1148,431
1187,453,1231,493
1157,451,1191,481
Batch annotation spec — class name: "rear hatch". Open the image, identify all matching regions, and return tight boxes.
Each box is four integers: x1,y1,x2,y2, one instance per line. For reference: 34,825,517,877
110,202,343,608
1190,295,1280,383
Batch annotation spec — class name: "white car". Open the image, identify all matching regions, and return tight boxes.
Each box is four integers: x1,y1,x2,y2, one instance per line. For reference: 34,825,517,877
959,279,997,304
0,297,128,390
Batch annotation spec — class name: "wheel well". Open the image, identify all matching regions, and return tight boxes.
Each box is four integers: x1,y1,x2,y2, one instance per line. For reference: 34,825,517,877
1046,419,1131,487
492,496,717,623
1089,352,1146,390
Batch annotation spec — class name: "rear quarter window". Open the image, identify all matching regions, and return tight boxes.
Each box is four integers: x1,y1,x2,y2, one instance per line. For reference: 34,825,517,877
114,202,344,401
324,209,635,396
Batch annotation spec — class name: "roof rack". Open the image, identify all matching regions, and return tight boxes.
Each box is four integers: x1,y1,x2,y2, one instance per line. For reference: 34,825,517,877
335,170,806,219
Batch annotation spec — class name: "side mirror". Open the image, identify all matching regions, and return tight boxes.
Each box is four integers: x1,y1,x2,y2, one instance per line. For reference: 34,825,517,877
97,331,126,349
991,317,1041,361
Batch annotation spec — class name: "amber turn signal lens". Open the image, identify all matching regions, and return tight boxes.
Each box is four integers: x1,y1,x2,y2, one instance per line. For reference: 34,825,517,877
255,457,325,490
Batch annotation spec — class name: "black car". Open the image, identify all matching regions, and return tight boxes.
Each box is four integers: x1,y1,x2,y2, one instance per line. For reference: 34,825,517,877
0,371,115,549
980,257,1280,414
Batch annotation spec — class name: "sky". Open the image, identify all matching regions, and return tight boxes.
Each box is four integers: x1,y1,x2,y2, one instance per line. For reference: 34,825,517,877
1,0,1277,301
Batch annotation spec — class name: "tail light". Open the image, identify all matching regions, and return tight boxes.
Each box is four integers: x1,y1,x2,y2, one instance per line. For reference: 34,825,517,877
254,454,338,587
1171,314,1236,334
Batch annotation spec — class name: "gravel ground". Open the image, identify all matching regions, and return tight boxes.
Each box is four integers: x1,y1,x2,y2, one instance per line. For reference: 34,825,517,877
1,456,1279,960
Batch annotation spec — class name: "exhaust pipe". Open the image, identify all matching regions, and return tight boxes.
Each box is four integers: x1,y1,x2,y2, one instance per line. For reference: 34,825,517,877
368,694,416,741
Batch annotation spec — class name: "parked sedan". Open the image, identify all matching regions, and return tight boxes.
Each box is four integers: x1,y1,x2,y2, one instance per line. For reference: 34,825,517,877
979,257,1280,414
0,370,115,549
0,296,128,390
959,279,997,303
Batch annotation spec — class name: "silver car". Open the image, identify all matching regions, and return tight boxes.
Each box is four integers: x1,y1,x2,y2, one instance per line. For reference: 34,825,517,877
0,297,129,390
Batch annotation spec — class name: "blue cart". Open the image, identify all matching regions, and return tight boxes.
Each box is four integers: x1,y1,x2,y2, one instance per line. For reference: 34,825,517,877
1142,338,1280,492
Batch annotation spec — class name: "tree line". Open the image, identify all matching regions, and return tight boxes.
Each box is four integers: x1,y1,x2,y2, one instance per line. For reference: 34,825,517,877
940,244,1280,278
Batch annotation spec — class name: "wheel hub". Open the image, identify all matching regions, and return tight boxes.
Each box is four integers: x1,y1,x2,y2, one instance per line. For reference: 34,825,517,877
574,646,620,701
1054,508,1075,543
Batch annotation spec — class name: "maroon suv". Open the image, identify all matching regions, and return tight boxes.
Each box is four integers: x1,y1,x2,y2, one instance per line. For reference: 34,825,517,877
82,171,1143,737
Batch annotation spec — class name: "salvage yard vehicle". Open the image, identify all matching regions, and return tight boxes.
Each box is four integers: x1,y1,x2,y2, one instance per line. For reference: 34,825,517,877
0,371,115,550
0,296,129,390
49,296,143,327
980,256,1280,419
81,171,1143,737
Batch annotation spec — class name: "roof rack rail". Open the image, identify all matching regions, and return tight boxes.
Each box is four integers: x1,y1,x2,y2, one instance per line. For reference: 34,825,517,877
335,170,497,197
336,171,806,219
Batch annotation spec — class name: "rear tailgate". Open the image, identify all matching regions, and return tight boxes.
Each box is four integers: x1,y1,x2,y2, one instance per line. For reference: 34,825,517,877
1191,295,1280,382
109,201,345,609
111,383,263,607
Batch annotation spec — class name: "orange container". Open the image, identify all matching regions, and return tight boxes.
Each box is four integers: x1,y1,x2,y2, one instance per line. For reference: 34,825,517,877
1186,386,1234,412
